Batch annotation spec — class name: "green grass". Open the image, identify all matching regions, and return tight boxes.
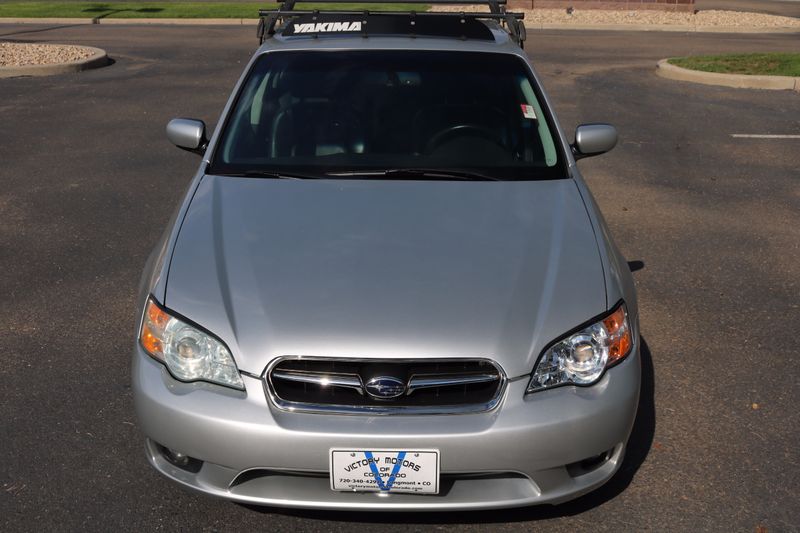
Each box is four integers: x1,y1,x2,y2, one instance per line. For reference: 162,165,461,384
669,53,800,77
0,2,429,19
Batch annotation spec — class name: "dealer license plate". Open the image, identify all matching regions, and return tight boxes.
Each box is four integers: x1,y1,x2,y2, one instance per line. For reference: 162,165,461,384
330,449,440,494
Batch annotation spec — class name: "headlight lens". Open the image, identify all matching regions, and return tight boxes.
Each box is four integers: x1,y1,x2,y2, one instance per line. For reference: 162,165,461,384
139,297,244,390
527,303,632,393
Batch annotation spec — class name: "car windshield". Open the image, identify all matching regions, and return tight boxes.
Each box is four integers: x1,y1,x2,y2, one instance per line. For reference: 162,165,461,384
209,50,566,180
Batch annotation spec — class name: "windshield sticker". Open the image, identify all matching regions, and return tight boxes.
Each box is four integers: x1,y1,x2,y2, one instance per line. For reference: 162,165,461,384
521,104,537,120
292,21,362,33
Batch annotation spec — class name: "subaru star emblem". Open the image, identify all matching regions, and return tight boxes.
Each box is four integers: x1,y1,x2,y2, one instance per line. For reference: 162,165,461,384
364,376,406,399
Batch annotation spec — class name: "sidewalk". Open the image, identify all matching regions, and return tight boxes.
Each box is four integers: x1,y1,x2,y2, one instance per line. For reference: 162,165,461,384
1,13,799,32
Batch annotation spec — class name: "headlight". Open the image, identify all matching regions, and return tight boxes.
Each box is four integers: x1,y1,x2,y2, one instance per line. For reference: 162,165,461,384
139,297,244,390
527,302,632,393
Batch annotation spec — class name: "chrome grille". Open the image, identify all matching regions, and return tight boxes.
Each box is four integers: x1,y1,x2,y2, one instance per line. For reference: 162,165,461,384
266,358,505,415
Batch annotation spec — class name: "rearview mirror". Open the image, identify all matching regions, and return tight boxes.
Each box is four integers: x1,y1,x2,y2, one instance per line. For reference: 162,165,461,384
572,123,617,160
166,118,208,155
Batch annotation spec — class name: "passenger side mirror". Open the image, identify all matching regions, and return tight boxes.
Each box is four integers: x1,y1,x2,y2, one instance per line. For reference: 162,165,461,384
572,123,617,160
166,118,208,155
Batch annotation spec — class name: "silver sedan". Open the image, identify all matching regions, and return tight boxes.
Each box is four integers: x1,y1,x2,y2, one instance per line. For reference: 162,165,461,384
133,6,640,510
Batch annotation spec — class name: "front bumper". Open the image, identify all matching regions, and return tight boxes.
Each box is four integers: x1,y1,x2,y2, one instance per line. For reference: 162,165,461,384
132,345,640,510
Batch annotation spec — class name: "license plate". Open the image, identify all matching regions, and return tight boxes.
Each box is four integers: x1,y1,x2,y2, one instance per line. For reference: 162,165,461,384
330,449,440,494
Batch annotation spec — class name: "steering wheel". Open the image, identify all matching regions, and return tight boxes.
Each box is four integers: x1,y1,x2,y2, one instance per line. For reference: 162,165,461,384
424,124,505,153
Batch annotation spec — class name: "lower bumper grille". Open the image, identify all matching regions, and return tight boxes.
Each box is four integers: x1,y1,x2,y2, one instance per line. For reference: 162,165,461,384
266,358,506,414
229,468,539,504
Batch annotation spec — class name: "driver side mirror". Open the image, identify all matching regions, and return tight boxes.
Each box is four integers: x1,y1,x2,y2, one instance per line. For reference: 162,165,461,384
166,118,208,155
572,123,617,160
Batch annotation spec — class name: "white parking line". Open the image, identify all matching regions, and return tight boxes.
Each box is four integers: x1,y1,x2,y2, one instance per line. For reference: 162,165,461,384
730,134,800,139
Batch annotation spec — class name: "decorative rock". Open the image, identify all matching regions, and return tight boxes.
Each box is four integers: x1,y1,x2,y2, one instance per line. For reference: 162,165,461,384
432,6,800,30
0,43,108,78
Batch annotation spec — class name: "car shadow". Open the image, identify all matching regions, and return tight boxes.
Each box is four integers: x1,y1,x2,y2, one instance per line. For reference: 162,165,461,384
242,337,656,523
0,24,87,38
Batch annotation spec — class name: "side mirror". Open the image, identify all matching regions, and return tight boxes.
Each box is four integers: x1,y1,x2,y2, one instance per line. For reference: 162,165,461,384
572,123,617,160
166,118,208,155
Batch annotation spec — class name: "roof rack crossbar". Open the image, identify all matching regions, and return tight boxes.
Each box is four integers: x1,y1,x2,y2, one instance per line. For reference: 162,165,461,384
259,9,522,18
257,0,526,47
257,0,525,46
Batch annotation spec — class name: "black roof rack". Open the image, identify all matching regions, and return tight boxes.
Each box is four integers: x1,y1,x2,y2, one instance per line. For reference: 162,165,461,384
257,0,526,48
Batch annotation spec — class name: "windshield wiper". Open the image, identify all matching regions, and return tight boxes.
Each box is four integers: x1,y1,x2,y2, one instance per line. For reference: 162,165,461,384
215,170,324,180
329,168,502,181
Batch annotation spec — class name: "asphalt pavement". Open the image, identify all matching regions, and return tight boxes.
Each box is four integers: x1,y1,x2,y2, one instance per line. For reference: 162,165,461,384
1,24,799,532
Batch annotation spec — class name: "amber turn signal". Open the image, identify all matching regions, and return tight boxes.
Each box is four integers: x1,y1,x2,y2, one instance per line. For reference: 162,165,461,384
140,299,170,360
603,305,632,365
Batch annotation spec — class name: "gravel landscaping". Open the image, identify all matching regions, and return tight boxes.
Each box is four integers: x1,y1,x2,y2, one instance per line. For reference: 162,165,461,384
0,42,95,67
434,6,800,28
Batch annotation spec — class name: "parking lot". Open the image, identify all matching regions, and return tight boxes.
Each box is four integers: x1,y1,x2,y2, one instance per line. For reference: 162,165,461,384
1,22,798,531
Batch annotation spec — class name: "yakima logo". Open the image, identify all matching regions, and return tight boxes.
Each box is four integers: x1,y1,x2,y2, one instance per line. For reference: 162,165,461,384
293,21,362,33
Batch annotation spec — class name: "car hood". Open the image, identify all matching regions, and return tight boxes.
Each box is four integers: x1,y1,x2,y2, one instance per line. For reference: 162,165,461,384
165,175,606,378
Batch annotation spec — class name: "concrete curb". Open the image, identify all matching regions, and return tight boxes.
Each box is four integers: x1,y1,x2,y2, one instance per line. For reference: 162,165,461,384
0,45,109,78
536,22,800,33
99,17,256,25
0,17,257,25
0,17,799,32
656,59,800,92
